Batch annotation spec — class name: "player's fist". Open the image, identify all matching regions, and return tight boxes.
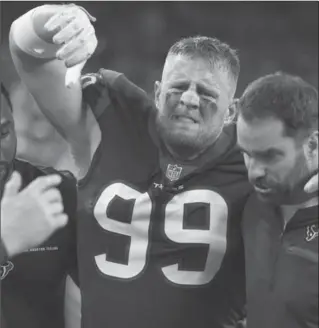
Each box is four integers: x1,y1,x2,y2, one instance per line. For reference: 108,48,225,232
27,3,97,67
43,4,97,68
1,171,68,257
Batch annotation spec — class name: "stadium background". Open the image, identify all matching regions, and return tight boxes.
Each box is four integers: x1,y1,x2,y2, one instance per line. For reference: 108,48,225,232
1,1,318,168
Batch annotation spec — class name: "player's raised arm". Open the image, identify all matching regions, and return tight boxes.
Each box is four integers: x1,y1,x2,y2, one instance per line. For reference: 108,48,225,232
9,4,97,144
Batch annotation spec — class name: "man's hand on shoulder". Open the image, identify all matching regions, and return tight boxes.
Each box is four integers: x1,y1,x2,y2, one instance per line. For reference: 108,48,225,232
1,171,68,257
304,172,318,194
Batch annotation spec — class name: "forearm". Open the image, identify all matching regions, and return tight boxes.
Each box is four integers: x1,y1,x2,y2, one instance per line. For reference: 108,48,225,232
9,5,85,141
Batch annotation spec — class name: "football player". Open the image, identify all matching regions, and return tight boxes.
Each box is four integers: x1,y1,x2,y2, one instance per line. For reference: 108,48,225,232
0,83,77,328
8,3,318,328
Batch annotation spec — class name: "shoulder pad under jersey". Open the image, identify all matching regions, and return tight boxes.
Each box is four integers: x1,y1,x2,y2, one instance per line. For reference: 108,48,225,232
81,70,123,89
81,71,112,119
81,69,153,120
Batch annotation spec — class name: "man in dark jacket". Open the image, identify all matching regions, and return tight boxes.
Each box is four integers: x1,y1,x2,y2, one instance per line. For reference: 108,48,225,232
237,72,318,328
1,83,78,328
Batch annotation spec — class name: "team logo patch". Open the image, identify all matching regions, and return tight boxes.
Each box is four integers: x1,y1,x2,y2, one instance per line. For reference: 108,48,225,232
166,164,183,182
0,261,14,280
305,224,319,242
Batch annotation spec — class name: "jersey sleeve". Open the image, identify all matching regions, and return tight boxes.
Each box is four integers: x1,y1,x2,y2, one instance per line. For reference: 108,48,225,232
100,69,154,116
81,69,156,127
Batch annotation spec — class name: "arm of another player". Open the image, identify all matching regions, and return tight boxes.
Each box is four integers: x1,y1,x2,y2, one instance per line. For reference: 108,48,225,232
9,4,99,171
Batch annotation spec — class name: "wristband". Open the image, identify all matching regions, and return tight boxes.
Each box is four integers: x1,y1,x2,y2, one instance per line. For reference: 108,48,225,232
11,7,59,59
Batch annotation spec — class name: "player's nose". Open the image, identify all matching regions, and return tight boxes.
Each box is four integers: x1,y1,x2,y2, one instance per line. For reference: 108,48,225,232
247,158,266,182
180,89,200,110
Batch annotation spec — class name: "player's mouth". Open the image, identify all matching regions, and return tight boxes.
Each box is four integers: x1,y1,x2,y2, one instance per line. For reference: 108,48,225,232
253,181,274,194
172,115,198,124
254,186,273,194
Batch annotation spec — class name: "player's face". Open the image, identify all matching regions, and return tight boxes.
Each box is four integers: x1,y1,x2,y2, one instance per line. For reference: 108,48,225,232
237,115,318,204
0,93,17,186
155,55,234,155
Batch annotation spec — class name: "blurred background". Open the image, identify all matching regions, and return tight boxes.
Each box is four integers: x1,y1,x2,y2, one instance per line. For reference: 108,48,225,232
1,1,318,167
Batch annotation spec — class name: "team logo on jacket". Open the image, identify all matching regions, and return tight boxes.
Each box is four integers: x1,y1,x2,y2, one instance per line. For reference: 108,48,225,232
166,164,183,181
305,224,319,242
0,261,14,280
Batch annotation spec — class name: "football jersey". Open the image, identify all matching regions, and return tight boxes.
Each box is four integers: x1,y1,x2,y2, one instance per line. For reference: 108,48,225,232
0,159,77,328
77,70,252,328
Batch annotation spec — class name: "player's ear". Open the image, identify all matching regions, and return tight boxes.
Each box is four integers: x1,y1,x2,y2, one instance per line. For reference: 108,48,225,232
308,130,318,155
225,98,238,125
154,81,161,109
303,130,318,170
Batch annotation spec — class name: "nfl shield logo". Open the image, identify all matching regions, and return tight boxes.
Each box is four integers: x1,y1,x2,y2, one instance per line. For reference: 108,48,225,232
166,164,183,182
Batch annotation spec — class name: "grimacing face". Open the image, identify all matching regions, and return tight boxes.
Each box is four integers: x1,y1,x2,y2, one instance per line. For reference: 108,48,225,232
154,55,235,157
0,92,17,185
237,115,318,204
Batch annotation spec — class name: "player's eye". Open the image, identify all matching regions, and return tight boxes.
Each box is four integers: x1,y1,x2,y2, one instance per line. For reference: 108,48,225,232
197,86,219,99
171,88,183,93
171,87,185,94
254,151,282,165
170,82,189,92
0,122,11,139
197,90,211,98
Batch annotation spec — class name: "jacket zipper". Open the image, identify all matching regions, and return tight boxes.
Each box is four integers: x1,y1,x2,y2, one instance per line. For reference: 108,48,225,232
269,219,288,290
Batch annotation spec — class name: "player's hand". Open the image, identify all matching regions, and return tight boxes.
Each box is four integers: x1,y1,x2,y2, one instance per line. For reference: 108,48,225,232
236,318,247,328
304,173,318,193
1,171,68,257
44,4,97,68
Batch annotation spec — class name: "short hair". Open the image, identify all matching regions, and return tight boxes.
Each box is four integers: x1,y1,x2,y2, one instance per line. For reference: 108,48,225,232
1,83,12,111
237,72,318,138
167,36,240,83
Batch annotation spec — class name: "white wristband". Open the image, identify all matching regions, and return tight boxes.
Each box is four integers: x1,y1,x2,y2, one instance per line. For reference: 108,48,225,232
12,7,59,59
